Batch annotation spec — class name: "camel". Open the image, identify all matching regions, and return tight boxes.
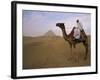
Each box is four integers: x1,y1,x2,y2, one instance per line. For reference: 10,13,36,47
56,23,88,60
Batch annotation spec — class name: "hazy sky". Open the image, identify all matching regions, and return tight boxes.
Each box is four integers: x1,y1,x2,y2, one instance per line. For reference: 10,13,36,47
22,10,91,37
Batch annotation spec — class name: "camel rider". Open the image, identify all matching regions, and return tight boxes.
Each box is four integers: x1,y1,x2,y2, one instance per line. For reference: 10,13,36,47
73,19,84,40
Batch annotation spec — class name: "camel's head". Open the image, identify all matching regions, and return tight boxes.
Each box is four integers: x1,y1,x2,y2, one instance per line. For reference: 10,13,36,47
56,23,65,30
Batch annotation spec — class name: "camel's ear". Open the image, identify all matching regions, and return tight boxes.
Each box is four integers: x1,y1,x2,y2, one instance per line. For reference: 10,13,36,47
62,23,64,26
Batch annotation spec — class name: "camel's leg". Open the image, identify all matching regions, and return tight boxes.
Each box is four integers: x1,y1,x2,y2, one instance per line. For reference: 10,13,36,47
69,43,72,54
83,41,88,60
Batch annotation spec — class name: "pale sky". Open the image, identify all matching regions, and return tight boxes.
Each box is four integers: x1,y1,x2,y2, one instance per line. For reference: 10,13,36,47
22,10,91,37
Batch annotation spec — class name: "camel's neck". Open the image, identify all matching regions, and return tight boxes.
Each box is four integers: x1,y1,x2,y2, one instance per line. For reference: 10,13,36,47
61,29,68,41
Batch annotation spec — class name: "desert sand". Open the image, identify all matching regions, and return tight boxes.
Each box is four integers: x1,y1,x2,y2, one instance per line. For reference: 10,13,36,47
23,35,91,69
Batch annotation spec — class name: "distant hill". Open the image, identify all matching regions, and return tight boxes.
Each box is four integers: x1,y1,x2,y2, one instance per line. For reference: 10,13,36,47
43,30,56,37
